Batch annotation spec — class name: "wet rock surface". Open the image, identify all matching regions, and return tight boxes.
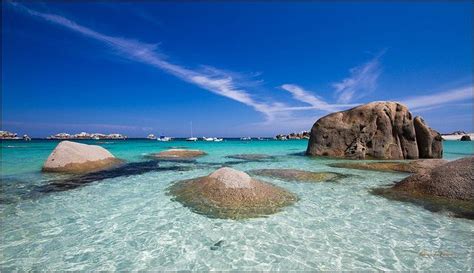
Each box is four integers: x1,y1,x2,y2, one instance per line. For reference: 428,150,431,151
328,159,448,173
372,157,474,219
371,188,474,219
249,169,344,182
391,157,473,200
38,161,192,193
168,167,297,219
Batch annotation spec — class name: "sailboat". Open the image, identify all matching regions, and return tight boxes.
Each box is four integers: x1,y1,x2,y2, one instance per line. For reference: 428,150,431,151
186,122,198,141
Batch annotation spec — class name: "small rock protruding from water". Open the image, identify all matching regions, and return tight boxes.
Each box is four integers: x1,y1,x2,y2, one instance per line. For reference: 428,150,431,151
42,141,122,173
168,167,297,219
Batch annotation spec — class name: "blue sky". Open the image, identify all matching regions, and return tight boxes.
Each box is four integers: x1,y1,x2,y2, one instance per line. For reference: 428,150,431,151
2,1,472,137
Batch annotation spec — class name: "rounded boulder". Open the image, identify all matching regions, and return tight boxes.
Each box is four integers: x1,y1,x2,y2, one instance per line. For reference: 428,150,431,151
42,141,122,173
168,167,297,219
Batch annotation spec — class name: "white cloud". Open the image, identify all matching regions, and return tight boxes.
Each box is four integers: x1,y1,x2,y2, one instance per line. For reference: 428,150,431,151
281,84,334,111
401,85,473,110
332,53,382,103
7,2,472,132
281,84,356,112
9,2,287,120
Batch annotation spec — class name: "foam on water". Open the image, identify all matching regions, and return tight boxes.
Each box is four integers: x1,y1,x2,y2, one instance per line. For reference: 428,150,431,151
1,139,473,270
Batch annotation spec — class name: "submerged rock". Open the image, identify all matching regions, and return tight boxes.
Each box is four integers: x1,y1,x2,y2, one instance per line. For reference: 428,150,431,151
39,161,192,193
168,167,297,219
225,154,275,161
152,149,207,160
329,159,447,173
42,141,122,173
249,169,343,182
373,157,474,219
306,101,443,159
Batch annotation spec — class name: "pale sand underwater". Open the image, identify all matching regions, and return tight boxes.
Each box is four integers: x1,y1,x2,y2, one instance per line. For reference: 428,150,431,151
1,139,473,271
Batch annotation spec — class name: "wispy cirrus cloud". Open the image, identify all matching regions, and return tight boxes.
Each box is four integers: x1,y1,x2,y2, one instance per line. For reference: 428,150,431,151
8,2,286,121
332,52,383,103
276,53,384,118
401,85,473,111
7,2,472,134
280,84,356,112
281,84,335,111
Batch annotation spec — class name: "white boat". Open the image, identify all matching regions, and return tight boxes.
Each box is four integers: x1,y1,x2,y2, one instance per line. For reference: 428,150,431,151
240,137,251,141
203,137,214,141
213,138,223,142
157,136,171,142
23,134,31,141
186,121,197,142
147,134,157,140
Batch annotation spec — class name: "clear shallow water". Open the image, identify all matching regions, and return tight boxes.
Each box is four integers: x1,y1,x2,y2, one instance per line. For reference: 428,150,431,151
1,139,473,270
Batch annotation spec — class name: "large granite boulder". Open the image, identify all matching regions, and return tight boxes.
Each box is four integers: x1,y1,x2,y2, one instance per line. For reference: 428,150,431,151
460,135,471,141
42,141,122,173
306,101,442,159
168,167,297,219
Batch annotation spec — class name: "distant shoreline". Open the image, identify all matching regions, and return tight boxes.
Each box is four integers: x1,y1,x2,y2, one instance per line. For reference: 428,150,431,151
0,137,470,141
441,133,474,140
0,137,294,141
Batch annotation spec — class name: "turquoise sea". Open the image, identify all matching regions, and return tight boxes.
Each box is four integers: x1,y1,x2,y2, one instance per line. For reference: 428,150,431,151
1,139,473,270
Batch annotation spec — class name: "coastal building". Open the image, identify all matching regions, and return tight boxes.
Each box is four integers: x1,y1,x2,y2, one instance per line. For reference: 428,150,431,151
275,131,310,140
91,133,107,140
46,132,127,140
0,130,20,140
74,132,92,139
47,133,71,140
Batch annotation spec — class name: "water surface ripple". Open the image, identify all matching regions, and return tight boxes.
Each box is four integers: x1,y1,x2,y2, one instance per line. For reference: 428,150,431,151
1,139,473,270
